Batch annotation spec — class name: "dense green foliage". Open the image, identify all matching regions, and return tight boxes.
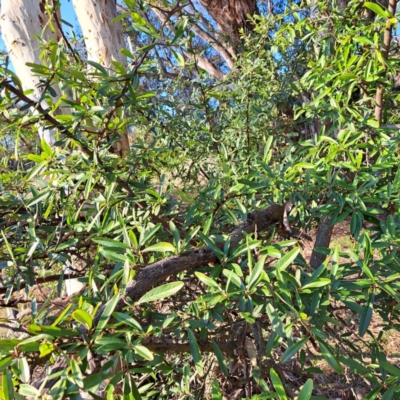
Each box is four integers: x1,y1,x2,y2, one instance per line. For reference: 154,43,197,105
0,1,400,398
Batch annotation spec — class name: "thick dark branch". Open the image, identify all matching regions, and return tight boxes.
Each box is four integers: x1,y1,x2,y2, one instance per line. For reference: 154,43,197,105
115,204,285,310
143,339,237,357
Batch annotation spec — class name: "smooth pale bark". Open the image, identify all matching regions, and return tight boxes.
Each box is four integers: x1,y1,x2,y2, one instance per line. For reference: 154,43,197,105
72,0,130,156
0,0,62,144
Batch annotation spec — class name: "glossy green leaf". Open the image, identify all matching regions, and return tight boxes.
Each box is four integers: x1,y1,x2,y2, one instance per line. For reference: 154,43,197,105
136,281,184,304
270,368,288,400
281,337,309,363
316,339,342,374
274,248,300,272
94,294,119,338
72,309,93,329
195,272,222,290
142,242,175,253
133,344,154,361
298,379,313,400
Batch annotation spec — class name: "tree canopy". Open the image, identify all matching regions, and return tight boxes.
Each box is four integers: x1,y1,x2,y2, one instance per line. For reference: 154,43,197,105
0,0,400,399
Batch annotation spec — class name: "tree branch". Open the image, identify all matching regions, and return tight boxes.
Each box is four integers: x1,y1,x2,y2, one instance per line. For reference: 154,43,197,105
112,204,285,312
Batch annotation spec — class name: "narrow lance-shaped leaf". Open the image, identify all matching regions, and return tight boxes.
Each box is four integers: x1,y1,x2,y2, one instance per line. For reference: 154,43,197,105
136,281,184,304
248,255,267,291
270,368,288,400
142,242,175,253
317,338,342,374
274,248,299,272
195,272,222,291
281,337,309,363
298,379,313,400
93,294,119,339
359,291,374,337
266,303,285,338
187,329,204,376
211,339,229,376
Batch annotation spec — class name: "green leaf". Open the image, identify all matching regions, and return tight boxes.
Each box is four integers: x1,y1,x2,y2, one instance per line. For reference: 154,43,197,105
298,379,313,400
41,137,53,157
339,355,370,375
133,344,154,361
113,312,143,332
380,361,400,377
72,309,93,329
211,339,229,376
87,60,108,76
125,374,142,400
39,342,54,358
18,357,30,383
187,329,204,376
381,385,396,400
142,242,175,253
99,249,128,262
171,17,188,45
270,368,288,400
1,369,13,400
212,379,223,400
364,2,390,17
248,255,266,291
301,278,331,290
94,294,119,339
281,337,309,363
266,303,285,338
131,12,147,26
198,231,224,259
93,237,130,249
296,163,315,169
222,269,244,288
0,356,12,371
171,50,185,67
18,384,40,398
316,339,342,374
70,359,84,388
26,191,51,207
136,281,184,304
195,272,222,290
359,292,374,337
273,248,300,272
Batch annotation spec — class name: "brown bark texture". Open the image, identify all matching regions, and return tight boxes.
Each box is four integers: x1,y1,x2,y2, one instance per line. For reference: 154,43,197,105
200,0,258,42
310,214,333,269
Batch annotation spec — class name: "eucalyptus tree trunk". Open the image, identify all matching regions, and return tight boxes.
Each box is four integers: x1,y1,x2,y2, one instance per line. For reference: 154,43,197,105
0,0,62,145
72,0,130,157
